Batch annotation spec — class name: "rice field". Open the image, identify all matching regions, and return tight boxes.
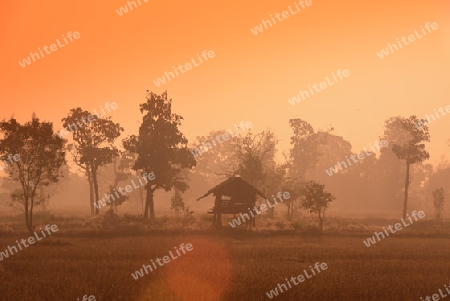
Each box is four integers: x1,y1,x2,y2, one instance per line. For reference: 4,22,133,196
0,231,448,301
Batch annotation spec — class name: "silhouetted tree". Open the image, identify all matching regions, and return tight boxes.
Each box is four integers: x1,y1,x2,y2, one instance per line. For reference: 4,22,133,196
123,91,195,222
384,116,429,219
367,144,404,212
302,181,335,232
0,116,65,232
279,185,299,221
287,121,345,190
234,129,279,216
171,189,184,216
427,161,450,214
191,129,240,178
288,119,316,181
62,108,123,215
433,187,445,220
234,130,277,185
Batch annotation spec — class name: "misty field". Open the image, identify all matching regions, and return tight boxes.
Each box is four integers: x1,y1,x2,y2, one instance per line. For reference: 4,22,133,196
0,232,448,301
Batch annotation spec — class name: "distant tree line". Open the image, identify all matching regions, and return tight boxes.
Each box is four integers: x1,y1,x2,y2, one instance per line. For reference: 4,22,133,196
0,90,443,232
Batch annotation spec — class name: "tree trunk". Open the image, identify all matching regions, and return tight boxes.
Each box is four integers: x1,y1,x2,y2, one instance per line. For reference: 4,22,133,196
26,215,33,233
89,180,95,216
139,186,145,213
318,211,324,232
269,206,275,218
24,195,30,232
143,195,149,220
402,161,410,219
86,164,95,216
28,209,33,233
28,196,35,234
287,202,290,220
149,194,155,221
287,201,294,221
91,164,100,215
143,184,155,222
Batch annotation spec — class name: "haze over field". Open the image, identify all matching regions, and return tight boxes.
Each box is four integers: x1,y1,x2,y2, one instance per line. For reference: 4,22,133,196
1,0,450,300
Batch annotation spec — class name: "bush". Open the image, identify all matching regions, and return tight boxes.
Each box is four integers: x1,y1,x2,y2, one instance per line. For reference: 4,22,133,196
0,223,13,234
291,220,302,230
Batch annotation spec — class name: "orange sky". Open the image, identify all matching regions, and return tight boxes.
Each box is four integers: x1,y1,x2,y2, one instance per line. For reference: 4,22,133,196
1,0,449,166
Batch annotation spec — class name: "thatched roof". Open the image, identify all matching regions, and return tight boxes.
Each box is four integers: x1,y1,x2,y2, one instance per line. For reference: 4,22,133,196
196,176,267,201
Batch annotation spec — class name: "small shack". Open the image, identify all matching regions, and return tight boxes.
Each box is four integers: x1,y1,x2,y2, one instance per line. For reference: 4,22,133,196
197,176,266,228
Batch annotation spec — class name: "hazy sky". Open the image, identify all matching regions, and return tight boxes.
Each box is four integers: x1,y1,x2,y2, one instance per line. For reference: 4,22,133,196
1,0,449,166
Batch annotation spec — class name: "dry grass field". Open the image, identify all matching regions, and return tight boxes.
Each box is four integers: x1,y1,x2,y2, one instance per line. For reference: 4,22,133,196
0,230,449,301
